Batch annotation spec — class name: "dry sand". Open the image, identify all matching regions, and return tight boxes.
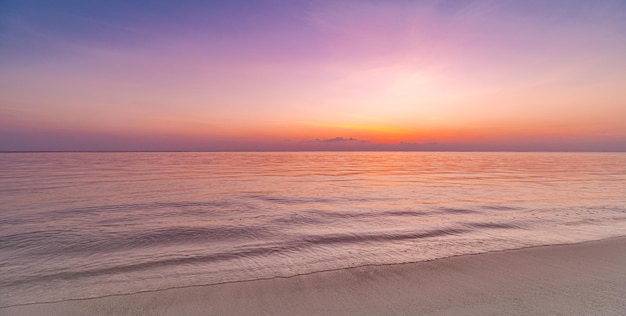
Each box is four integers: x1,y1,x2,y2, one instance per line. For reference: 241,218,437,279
3,237,626,316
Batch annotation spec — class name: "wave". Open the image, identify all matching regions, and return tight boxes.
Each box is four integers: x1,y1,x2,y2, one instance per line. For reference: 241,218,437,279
0,223,526,287
0,225,271,255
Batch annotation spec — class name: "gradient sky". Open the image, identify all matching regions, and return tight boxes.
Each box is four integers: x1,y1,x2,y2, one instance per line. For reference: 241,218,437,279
1,0,625,151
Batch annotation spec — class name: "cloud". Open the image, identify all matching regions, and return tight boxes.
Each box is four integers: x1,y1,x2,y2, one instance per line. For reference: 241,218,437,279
315,137,365,142
399,141,438,146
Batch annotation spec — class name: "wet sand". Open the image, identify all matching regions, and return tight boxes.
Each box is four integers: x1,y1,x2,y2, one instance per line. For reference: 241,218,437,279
3,237,626,315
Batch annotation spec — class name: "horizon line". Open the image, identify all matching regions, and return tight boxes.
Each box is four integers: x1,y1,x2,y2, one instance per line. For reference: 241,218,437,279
1,150,625,154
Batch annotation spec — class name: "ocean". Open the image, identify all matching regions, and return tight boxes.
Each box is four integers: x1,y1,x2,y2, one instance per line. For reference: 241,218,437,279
1,152,625,307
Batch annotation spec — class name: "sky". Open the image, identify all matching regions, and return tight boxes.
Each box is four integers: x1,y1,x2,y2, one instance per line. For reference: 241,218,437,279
1,0,625,151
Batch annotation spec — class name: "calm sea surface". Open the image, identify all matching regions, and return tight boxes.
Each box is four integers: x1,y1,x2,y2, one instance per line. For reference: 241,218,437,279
1,152,625,306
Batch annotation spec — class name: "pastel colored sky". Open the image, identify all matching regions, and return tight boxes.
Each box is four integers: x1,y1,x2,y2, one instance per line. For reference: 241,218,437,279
1,0,625,151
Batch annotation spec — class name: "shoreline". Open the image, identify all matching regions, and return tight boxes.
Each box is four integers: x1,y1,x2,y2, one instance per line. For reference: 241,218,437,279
3,236,626,315
2,236,625,308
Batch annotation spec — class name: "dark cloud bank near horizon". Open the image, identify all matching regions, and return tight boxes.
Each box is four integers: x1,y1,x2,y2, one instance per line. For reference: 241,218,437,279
1,129,625,152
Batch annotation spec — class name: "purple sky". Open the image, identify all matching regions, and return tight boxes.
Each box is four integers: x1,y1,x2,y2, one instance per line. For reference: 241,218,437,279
1,0,626,151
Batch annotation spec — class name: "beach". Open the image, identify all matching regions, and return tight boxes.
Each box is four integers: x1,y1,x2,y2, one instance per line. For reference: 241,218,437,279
3,0,626,313
4,236,625,315
2,153,625,314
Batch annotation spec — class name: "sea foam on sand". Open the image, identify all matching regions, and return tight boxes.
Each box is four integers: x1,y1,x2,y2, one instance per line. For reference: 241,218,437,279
3,237,626,316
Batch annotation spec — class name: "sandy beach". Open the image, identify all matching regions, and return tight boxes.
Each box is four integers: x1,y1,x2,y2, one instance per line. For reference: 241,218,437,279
3,237,626,315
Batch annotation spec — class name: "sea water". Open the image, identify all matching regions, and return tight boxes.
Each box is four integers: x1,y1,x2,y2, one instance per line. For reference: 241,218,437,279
1,152,625,306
